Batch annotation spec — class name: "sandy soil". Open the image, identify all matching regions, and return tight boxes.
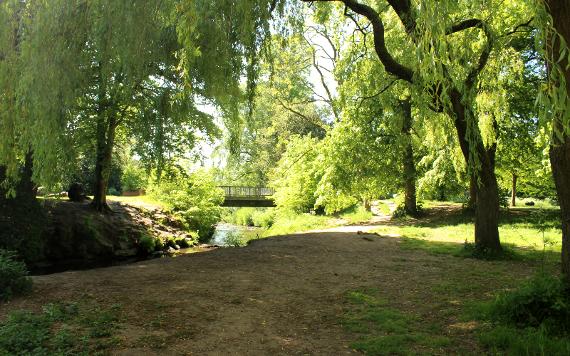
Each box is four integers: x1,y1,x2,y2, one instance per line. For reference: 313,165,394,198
1,231,536,355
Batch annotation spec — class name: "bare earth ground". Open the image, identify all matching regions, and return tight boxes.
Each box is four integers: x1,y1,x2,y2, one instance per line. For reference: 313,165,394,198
1,228,538,355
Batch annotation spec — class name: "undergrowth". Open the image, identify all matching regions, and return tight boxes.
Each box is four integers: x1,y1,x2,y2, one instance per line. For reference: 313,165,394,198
0,302,121,355
474,273,570,354
0,250,32,301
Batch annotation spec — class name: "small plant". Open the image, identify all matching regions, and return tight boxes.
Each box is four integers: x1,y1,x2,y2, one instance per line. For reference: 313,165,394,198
224,232,245,247
154,238,165,251
476,273,570,354
175,237,191,248
490,273,570,333
138,234,156,254
0,250,32,301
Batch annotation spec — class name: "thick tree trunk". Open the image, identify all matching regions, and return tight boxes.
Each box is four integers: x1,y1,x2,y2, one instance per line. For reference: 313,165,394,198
400,99,417,216
92,113,117,213
511,173,517,207
474,152,501,251
449,89,501,252
551,137,570,281
546,0,570,282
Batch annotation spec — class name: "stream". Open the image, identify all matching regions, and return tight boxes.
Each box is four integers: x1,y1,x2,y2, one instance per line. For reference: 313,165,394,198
209,223,263,246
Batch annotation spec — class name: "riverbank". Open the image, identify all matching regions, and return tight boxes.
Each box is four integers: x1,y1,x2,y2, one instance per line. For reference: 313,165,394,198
1,203,564,354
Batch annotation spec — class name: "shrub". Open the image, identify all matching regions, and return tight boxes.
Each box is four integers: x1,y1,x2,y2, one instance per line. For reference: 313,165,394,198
175,237,191,248
154,238,165,251
147,169,223,243
138,234,156,254
224,232,245,247
251,209,275,227
490,273,570,333
121,161,147,192
107,187,120,196
234,208,255,226
0,250,32,301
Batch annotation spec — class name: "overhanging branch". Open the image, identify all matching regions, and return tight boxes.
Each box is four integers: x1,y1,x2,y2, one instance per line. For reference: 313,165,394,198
302,0,414,83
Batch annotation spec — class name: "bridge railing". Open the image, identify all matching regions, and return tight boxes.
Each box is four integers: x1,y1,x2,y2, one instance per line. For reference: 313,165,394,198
220,186,275,198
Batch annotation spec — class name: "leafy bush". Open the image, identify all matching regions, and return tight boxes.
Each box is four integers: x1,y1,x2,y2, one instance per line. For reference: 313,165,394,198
224,232,245,247
147,169,223,243
251,209,275,227
0,250,32,301
234,208,255,226
490,273,570,333
138,234,156,254
107,187,120,196
121,161,147,192
391,194,423,218
175,237,191,248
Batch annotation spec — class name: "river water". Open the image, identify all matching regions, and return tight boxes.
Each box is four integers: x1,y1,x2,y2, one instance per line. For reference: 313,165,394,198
210,223,263,246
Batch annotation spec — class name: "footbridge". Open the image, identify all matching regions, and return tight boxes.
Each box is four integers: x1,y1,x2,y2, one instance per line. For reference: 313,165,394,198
220,186,276,207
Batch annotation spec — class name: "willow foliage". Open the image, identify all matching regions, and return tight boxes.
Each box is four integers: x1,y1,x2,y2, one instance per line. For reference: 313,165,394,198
0,0,291,189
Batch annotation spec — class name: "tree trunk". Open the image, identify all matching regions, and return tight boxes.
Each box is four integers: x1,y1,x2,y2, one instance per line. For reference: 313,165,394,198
545,0,570,282
551,136,570,281
92,112,118,213
474,152,501,251
511,173,517,207
449,88,501,252
363,199,371,212
400,99,417,216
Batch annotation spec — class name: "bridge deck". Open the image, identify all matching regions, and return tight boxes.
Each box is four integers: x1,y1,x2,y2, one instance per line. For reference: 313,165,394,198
219,186,276,207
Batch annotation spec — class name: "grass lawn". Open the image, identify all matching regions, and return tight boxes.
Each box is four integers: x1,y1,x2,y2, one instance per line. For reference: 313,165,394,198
262,211,342,236
372,205,562,262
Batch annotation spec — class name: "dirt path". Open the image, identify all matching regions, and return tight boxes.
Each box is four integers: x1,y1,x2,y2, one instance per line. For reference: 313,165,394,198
2,231,537,355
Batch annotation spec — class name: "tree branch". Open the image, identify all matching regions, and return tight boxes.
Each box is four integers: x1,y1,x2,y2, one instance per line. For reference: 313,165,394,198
357,78,398,109
302,0,414,83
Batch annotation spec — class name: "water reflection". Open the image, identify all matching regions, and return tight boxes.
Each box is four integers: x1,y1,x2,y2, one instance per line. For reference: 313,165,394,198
210,223,262,246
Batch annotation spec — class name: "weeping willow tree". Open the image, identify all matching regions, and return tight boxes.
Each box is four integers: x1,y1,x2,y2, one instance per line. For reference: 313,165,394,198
302,0,531,252
534,0,570,282
0,0,286,211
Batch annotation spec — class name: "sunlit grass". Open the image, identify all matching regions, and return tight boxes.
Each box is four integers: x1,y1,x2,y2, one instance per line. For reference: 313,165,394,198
106,195,168,210
372,207,562,261
263,211,341,237
340,205,373,224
